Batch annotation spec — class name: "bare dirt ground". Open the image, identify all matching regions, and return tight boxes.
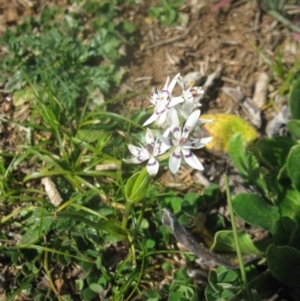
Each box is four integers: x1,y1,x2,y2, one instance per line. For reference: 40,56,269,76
0,0,299,299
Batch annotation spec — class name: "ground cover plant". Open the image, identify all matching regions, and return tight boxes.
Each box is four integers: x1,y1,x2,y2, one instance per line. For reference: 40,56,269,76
1,0,300,301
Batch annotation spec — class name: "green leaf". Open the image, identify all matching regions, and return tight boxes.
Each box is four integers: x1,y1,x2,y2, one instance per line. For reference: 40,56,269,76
228,134,260,185
287,120,300,138
57,212,127,240
143,288,160,301
205,267,239,301
289,77,300,120
256,137,296,167
168,292,187,301
89,283,104,294
287,145,300,191
121,20,136,34
278,187,300,221
232,193,280,232
196,183,221,207
125,168,151,203
267,245,300,288
247,270,280,299
165,196,183,213
272,217,297,245
13,87,35,106
80,287,97,301
211,230,263,255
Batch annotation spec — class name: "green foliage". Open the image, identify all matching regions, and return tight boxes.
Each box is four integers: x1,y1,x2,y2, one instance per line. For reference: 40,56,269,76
267,245,300,288
149,0,185,25
0,1,135,120
289,77,300,120
227,115,300,298
287,119,300,139
125,168,151,203
205,266,240,301
212,231,263,255
232,194,280,233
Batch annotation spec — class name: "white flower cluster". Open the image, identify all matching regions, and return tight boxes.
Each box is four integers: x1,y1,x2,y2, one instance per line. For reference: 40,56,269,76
124,73,212,176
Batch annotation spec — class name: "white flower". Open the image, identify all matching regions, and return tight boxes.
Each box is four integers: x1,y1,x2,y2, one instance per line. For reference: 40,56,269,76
143,73,184,126
123,128,169,176
176,76,205,118
160,109,212,174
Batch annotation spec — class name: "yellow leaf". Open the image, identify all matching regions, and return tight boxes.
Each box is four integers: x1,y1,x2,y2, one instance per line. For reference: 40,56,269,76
201,114,258,152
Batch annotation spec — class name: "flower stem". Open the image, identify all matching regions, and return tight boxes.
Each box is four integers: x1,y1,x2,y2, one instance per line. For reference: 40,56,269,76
122,201,133,229
224,174,252,301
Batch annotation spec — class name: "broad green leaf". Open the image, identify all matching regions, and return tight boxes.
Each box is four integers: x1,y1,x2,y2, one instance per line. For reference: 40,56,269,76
125,168,151,203
278,187,300,221
247,271,280,299
287,145,300,191
228,134,262,186
272,217,297,245
267,245,300,288
287,120,300,138
232,193,280,232
80,287,97,301
211,230,263,255
289,77,300,120
89,283,104,294
256,137,296,167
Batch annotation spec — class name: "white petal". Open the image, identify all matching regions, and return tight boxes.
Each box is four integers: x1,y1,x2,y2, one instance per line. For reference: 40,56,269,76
169,147,182,174
156,109,168,125
176,75,185,88
182,109,201,138
151,93,160,105
162,76,170,91
127,144,143,156
159,136,176,148
186,109,201,127
147,157,159,176
162,127,171,137
143,112,159,126
169,109,181,141
182,149,204,170
123,157,144,164
198,118,213,125
154,138,171,155
145,128,155,145
168,73,180,93
183,137,212,149
168,96,184,107
181,98,194,117
127,144,149,162
200,137,213,144
169,108,179,127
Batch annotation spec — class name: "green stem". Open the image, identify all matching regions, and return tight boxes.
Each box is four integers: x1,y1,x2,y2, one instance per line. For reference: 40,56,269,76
268,10,300,34
135,201,146,234
122,201,133,229
224,174,252,301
